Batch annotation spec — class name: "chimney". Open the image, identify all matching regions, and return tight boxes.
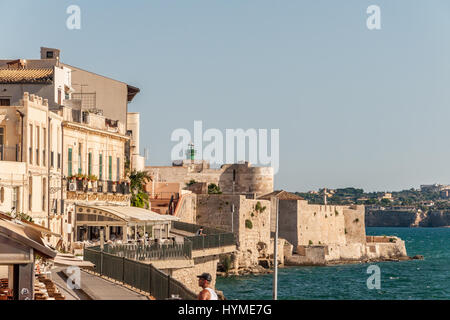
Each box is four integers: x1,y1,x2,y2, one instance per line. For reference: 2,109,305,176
40,47,61,60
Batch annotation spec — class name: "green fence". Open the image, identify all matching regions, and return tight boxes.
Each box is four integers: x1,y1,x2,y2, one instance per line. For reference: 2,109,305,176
84,247,197,300
172,221,236,250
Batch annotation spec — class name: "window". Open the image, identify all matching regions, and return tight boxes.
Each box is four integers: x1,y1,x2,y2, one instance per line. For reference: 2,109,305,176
78,143,82,174
99,154,103,180
36,126,40,165
0,98,10,106
0,187,4,203
108,156,112,180
29,124,33,164
116,157,120,181
42,178,46,212
51,151,54,167
46,51,54,58
68,148,73,176
58,89,62,105
43,127,46,166
28,177,32,211
0,127,4,160
58,153,61,169
12,187,19,212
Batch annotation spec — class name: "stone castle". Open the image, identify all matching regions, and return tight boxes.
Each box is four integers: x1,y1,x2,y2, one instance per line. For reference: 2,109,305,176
146,161,409,271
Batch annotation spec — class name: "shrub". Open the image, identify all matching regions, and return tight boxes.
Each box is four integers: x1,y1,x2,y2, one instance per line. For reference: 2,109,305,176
335,210,339,216
220,255,233,272
309,240,313,245
208,183,222,194
255,201,266,213
186,179,197,187
354,218,359,223
245,219,253,229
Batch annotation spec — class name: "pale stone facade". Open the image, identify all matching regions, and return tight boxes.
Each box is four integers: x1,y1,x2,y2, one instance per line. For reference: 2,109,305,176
0,92,63,245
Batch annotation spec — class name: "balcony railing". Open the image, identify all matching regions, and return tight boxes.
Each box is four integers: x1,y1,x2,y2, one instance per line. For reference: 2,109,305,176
66,179,130,195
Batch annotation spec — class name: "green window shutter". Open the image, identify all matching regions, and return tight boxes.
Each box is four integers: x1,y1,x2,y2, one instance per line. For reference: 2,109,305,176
108,156,112,180
116,157,120,181
68,148,72,176
99,154,103,180
88,152,92,176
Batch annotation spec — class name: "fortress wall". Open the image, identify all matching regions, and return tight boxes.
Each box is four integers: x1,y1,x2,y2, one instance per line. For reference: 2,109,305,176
277,200,299,248
237,197,271,267
175,193,197,224
343,205,366,244
167,255,219,294
297,201,346,246
146,163,273,196
195,194,271,268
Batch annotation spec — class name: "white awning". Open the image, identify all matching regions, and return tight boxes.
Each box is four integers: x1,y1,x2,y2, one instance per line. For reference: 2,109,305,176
78,205,179,224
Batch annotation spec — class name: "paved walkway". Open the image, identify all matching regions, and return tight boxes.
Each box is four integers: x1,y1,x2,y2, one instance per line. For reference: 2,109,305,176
51,267,91,300
76,270,149,300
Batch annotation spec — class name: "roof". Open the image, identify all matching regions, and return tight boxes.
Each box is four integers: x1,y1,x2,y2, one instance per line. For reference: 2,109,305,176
79,205,179,223
0,214,57,259
127,85,140,102
0,68,54,84
259,190,304,201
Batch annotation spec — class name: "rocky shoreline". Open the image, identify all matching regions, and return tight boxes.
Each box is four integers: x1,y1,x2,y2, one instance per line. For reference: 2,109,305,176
286,254,424,267
217,255,425,278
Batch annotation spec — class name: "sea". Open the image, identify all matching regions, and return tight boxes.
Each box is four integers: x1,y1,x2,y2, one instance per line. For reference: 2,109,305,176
216,227,450,300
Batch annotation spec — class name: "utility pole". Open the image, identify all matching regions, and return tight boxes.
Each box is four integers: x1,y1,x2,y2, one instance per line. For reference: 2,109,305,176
273,197,279,300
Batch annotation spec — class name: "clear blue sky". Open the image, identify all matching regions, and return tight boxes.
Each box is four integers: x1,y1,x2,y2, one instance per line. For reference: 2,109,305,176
2,0,450,192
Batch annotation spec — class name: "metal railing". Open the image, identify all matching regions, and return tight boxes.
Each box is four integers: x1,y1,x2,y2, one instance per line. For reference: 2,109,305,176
66,179,130,195
172,221,236,251
103,242,192,261
84,247,197,300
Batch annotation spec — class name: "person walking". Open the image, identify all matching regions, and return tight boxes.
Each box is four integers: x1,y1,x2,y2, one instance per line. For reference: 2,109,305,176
197,273,218,300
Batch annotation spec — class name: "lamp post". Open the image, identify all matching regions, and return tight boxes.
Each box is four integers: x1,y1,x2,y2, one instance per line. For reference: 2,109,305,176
273,197,279,300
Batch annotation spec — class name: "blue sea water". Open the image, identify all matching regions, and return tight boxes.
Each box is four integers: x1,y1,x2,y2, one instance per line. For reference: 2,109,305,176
216,228,450,300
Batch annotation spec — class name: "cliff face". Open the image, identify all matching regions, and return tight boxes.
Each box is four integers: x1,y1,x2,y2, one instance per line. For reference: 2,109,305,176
421,211,450,227
365,210,418,227
365,209,450,227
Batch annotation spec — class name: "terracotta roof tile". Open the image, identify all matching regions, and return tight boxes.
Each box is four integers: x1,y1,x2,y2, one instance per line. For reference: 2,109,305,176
0,68,53,83
258,190,304,200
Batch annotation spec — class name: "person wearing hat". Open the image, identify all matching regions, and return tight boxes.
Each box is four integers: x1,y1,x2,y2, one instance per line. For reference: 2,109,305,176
197,273,218,300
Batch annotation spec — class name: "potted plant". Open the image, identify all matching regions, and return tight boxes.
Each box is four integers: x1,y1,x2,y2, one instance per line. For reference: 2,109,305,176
88,175,98,192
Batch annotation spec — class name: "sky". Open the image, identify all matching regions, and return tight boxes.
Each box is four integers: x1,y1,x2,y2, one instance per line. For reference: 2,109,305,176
1,0,450,193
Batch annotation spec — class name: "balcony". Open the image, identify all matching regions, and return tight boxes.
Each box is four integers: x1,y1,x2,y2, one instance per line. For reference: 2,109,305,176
66,178,131,203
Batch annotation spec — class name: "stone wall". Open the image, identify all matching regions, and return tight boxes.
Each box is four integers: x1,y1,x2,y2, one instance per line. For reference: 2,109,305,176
343,205,366,244
175,193,197,224
195,194,271,268
167,255,219,294
146,162,273,196
297,201,347,247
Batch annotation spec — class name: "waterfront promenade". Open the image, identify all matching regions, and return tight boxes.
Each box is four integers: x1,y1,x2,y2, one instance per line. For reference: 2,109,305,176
51,267,149,300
